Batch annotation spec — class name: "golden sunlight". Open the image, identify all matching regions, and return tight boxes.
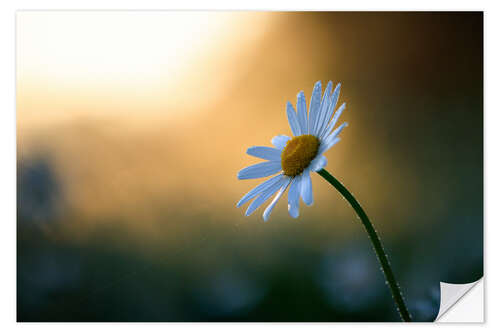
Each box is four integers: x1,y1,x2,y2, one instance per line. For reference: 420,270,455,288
16,12,270,127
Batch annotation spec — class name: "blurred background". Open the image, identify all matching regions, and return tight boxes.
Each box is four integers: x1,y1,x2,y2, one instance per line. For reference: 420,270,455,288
16,11,483,322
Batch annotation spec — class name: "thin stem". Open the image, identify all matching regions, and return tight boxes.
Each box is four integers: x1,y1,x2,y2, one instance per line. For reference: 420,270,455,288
317,168,411,322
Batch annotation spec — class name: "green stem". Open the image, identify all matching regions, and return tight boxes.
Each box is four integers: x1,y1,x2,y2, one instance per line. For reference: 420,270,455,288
317,168,412,322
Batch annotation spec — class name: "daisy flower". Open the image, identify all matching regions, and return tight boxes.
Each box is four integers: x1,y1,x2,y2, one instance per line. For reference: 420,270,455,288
236,81,347,221
235,81,412,321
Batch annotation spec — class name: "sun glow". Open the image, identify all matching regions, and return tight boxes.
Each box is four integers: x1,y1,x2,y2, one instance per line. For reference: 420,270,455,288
17,12,237,84
17,12,270,127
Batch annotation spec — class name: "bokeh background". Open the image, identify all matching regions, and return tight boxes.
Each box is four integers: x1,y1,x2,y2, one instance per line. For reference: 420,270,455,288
16,11,483,322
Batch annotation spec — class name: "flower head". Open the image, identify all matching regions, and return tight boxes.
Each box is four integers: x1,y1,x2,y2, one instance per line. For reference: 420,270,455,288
237,81,347,221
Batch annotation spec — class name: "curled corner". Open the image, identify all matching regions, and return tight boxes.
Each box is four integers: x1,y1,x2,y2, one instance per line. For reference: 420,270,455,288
434,278,483,322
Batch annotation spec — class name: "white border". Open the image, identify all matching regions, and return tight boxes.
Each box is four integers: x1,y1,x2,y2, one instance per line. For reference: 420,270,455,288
2,0,497,331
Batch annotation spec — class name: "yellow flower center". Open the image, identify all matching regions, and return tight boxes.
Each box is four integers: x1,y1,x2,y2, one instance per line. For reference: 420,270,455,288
281,134,320,177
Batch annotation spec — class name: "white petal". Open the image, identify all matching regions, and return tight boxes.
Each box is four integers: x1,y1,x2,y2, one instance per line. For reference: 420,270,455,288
318,137,340,156
319,122,348,155
321,102,346,140
286,102,301,136
272,135,291,150
300,171,313,206
287,177,301,218
319,83,341,138
263,178,291,222
246,146,282,161
246,177,286,216
313,81,333,136
296,91,308,134
238,161,282,180
325,122,348,144
309,155,327,172
237,173,283,207
330,83,341,112
308,81,322,136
